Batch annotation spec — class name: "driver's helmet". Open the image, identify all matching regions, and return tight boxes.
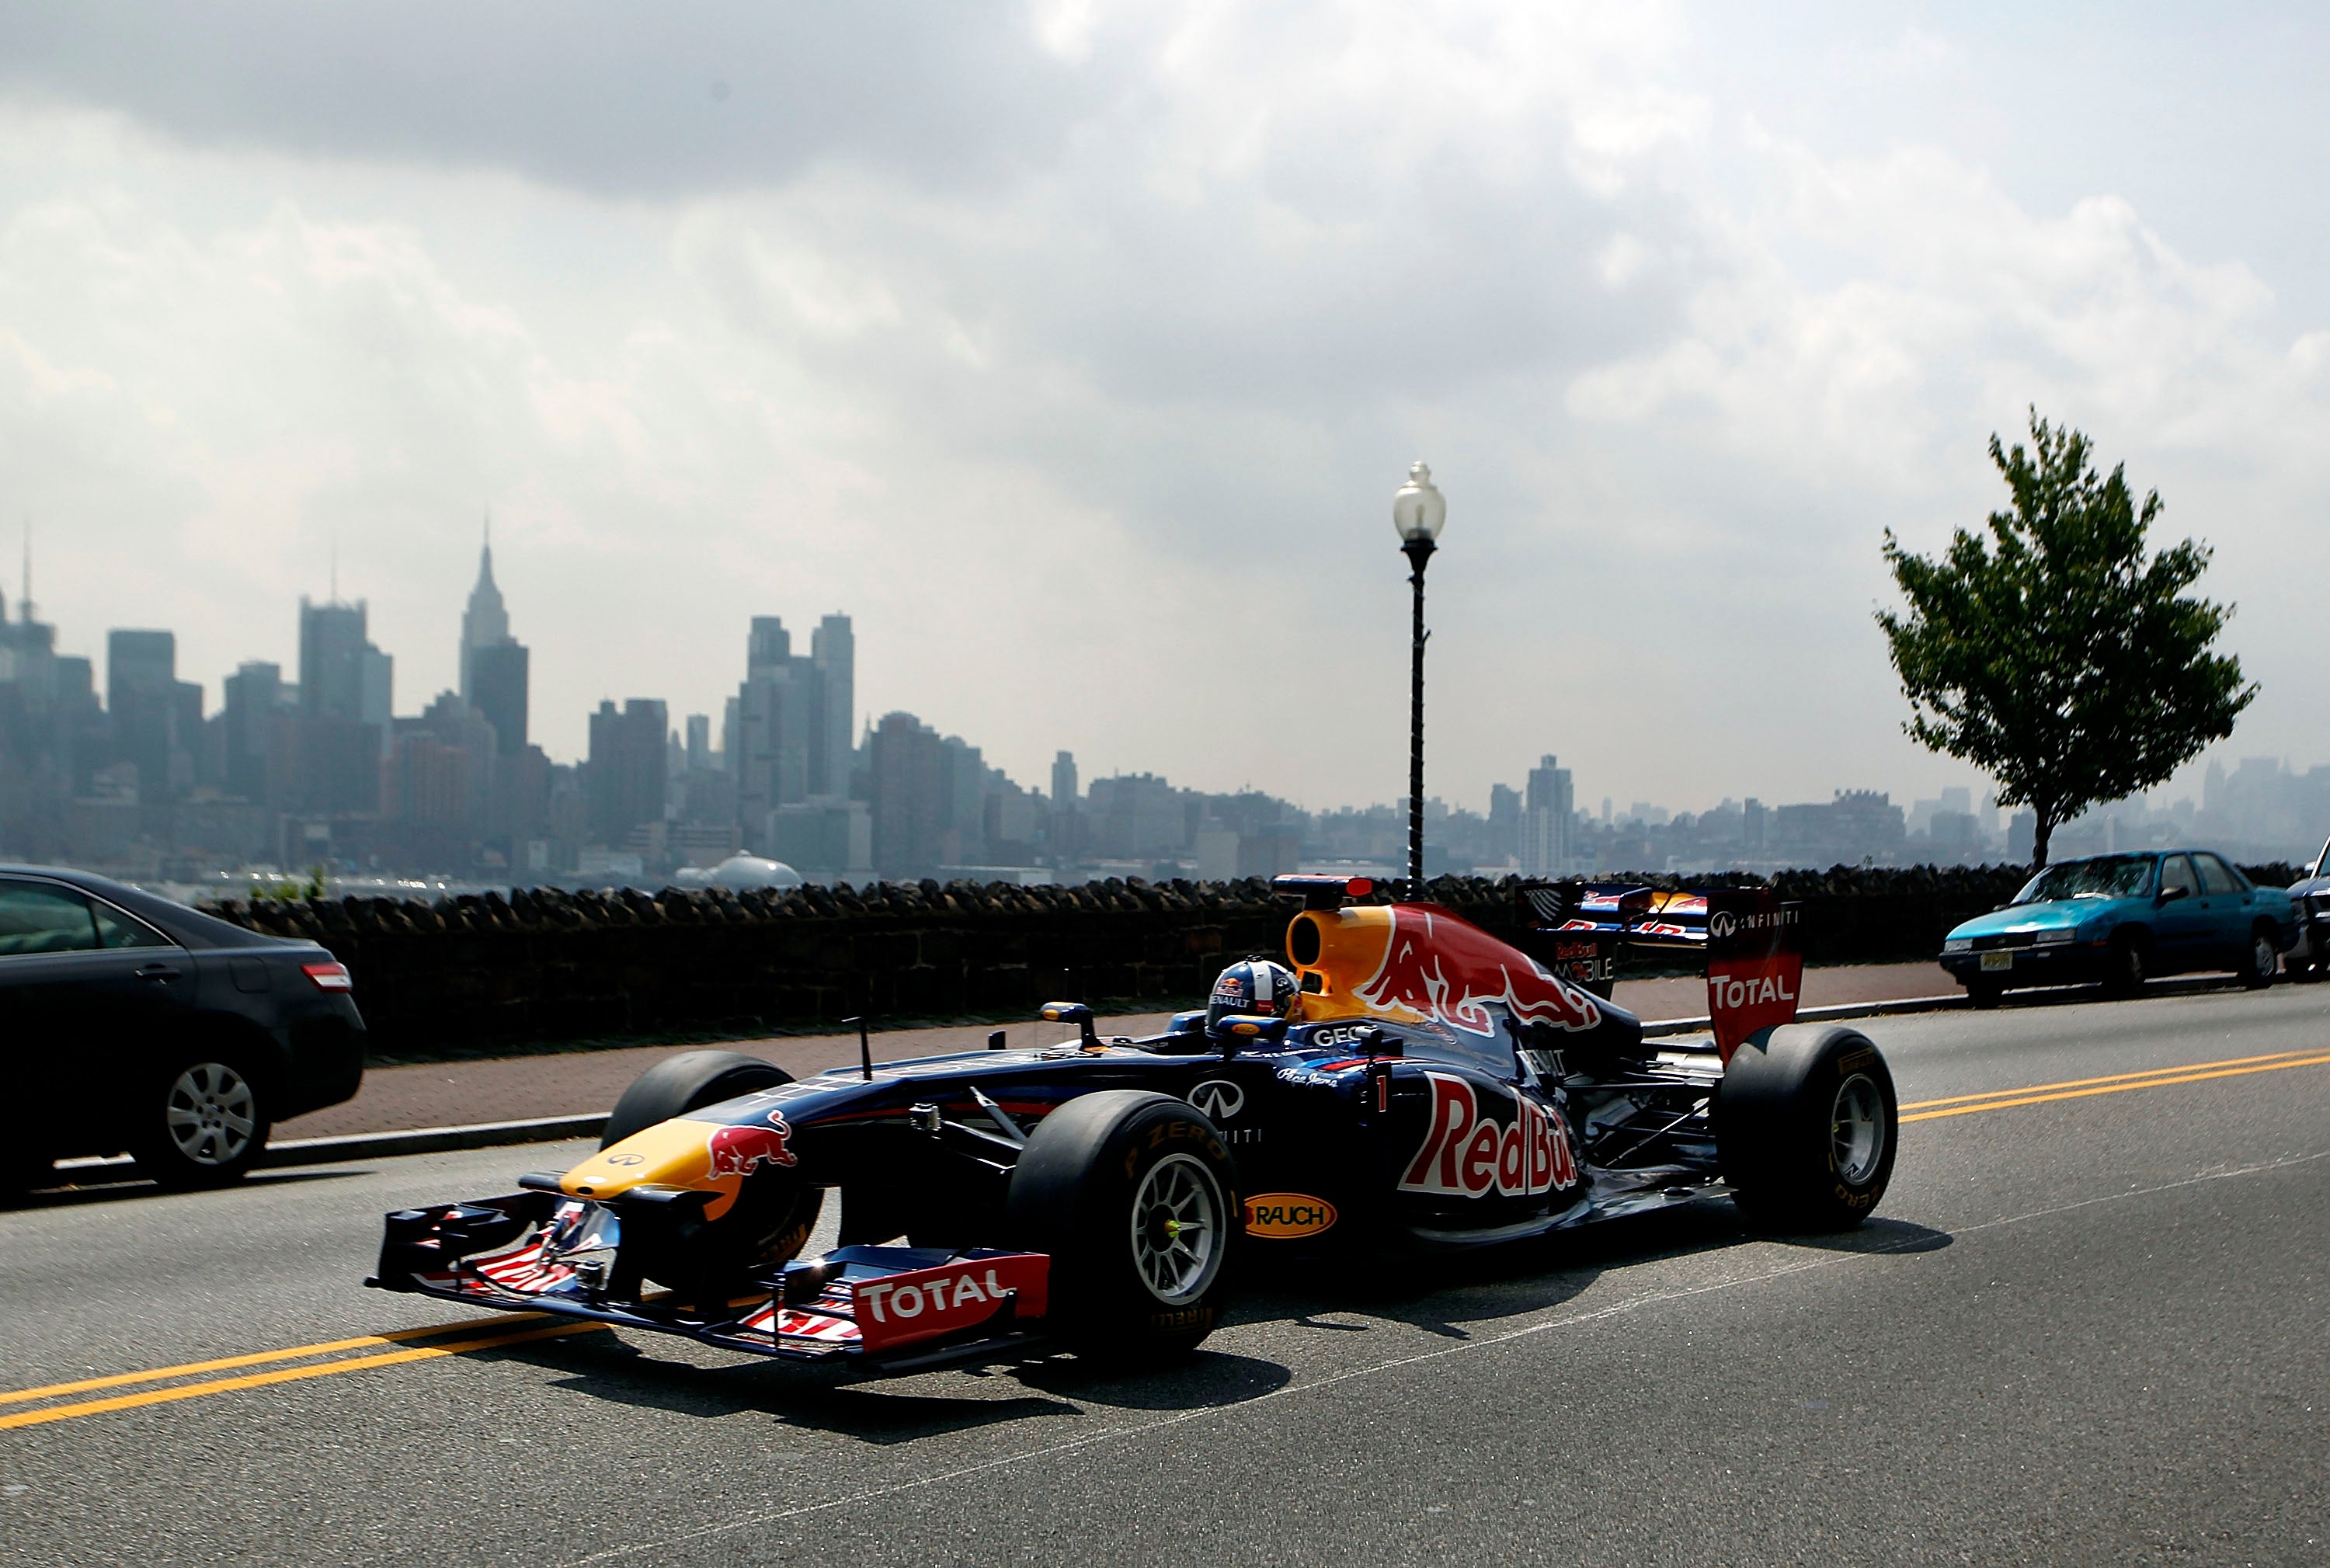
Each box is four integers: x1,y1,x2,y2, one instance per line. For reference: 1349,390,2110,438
1207,958,1301,1032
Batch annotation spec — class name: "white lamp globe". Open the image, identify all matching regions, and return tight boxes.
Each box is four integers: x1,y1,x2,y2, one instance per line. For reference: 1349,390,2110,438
1393,461,1446,543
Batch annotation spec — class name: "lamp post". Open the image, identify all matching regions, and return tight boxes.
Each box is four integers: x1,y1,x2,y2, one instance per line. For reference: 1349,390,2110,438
1393,461,1446,894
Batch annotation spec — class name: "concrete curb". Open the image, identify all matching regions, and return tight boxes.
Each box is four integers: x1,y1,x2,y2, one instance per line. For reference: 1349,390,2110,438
252,992,1978,1169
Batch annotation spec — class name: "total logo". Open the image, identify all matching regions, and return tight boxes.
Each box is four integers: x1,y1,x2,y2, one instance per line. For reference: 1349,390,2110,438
852,1253,1050,1353
1400,1072,1578,1199
1709,970,1796,1010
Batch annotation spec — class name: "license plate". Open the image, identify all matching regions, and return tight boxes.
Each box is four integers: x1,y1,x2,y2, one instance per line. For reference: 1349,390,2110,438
1980,951,2013,972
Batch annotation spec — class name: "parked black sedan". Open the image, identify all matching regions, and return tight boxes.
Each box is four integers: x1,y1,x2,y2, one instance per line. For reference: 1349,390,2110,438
0,866,366,1193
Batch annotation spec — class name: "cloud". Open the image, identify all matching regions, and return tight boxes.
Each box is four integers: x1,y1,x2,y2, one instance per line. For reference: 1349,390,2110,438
0,3,2324,819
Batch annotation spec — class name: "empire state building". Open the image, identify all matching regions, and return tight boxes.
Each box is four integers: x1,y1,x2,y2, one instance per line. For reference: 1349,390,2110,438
460,522,527,756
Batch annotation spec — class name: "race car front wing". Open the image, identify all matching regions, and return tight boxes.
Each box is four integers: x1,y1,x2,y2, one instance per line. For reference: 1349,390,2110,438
367,1191,1051,1370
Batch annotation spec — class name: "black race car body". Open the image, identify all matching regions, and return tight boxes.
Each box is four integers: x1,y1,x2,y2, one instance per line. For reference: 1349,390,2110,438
373,878,1893,1370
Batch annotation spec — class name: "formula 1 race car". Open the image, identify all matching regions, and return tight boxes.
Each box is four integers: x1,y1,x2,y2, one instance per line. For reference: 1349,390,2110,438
370,877,1897,1372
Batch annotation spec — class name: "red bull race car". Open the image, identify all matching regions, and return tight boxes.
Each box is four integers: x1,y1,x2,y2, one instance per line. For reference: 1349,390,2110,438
370,876,1897,1371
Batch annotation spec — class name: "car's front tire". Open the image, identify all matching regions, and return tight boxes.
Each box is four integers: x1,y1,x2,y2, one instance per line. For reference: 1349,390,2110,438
131,1055,270,1189
1716,1026,1897,1232
1004,1090,1239,1364
2101,933,2149,999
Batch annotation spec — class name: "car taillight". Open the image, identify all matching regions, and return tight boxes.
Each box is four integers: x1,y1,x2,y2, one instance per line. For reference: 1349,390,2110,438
303,961,354,992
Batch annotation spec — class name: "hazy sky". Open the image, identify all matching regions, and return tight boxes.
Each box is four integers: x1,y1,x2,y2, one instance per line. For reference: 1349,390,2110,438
4,2,2325,815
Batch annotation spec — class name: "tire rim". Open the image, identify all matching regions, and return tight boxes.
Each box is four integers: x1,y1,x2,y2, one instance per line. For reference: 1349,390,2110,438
165,1062,257,1167
1830,1073,1886,1187
1128,1152,1224,1306
2123,946,2144,988
2254,935,2276,979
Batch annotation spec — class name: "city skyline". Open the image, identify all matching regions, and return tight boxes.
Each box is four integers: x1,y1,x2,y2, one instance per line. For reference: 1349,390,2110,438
9,532,2320,833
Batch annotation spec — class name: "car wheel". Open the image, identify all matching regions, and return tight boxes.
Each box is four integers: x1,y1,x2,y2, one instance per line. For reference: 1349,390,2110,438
1004,1090,1239,1363
2241,927,2279,991
2101,933,2147,999
131,1056,270,1189
1964,979,2003,1010
603,1050,793,1147
600,1051,823,1299
1716,1025,1897,1232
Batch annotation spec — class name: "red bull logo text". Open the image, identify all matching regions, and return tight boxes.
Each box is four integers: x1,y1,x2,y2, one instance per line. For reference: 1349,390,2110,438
704,1111,798,1178
1400,1072,1578,1199
1352,906,1601,1038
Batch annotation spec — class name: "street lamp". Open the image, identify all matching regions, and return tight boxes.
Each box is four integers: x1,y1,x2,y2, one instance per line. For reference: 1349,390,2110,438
1393,461,1446,893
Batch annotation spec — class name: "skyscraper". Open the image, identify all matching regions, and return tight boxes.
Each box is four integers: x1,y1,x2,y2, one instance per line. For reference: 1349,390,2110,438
1521,754,1574,876
458,522,509,701
586,698,668,846
733,613,854,851
107,629,200,800
296,597,392,812
458,528,528,757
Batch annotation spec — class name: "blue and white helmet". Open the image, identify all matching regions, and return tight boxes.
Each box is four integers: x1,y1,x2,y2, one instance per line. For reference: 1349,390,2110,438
1208,958,1301,1031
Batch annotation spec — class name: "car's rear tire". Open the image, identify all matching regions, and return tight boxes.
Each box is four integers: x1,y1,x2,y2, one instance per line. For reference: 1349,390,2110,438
131,1055,270,1189
2101,933,2148,999
1964,979,2003,1010
1004,1090,1238,1365
603,1050,792,1147
2240,926,2279,991
1716,1025,1897,1232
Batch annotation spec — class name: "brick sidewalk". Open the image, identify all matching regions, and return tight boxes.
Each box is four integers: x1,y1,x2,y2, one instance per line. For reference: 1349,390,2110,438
276,960,1957,1141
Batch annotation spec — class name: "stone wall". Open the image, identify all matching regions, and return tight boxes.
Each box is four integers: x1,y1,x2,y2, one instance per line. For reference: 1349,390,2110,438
206,863,2303,1058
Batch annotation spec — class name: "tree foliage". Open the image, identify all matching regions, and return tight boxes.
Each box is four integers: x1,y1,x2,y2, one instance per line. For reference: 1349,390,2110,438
1877,411,2255,868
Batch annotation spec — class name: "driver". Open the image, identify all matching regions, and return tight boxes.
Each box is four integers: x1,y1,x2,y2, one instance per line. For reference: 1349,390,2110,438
1207,958,1302,1035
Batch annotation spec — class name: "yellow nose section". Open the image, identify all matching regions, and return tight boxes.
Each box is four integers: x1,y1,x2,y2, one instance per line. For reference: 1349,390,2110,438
561,1118,721,1203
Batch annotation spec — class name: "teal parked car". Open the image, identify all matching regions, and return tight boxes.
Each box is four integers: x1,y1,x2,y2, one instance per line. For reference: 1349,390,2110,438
1939,850,2295,1007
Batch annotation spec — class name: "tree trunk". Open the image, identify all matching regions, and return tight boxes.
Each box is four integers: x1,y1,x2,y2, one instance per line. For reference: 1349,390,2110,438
2031,808,2054,871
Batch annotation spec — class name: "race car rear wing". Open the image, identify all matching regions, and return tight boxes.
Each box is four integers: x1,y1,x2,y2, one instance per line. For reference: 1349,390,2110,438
1519,882,1806,1063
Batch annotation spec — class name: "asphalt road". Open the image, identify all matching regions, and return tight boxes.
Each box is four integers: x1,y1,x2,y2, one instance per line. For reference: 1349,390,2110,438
3,984,2325,1566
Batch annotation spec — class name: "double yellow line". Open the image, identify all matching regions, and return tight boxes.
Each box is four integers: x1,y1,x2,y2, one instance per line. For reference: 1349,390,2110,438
0,1312,603,1431
8,1043,2328,1434
1901,1046,2330,1122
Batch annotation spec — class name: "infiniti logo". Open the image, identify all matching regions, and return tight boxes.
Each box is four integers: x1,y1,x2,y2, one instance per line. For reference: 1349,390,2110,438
1189,1080,1246,1121
1709,911,1737,939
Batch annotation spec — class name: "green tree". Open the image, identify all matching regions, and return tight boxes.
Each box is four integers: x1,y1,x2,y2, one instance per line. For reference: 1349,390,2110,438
1877,411,2256,869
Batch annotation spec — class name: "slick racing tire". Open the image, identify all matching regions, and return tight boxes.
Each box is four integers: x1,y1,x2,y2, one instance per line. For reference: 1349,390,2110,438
1004,1090,1239,1365
2239,926,2279,991
603,1050,792,1146
1716,1025,1897,1233
603,1051,823,1287
130,1053,270,1190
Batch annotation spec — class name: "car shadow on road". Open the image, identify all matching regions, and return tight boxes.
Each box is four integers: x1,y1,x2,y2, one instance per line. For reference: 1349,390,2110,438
495,1200,1953,1438
4,1167,363,1212
1760,1215,1954,1254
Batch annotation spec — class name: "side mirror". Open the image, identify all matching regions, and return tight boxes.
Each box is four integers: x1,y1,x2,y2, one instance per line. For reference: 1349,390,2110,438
2158,885,2189,904
1038,1000,1100,1048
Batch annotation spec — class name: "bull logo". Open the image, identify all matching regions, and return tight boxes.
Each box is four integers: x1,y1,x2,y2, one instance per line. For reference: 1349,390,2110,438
1188,1080,1245,1121
1354,906,1601,1038
704,1111,798,1178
